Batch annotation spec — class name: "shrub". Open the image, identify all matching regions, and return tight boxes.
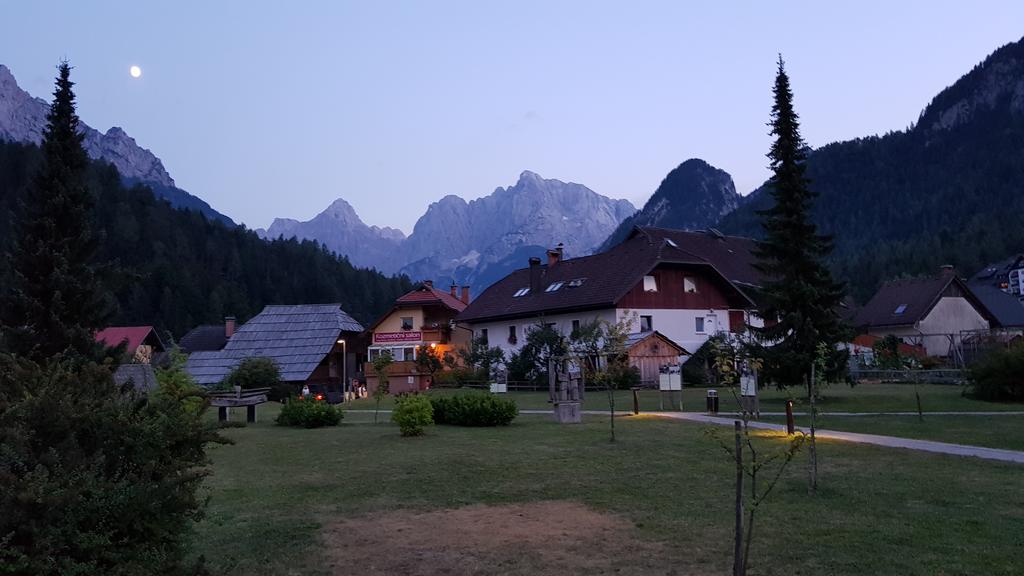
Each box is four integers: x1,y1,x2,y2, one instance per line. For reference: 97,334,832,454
392,394,434,436
0,355,225,575
276,397,343,428
969,344,1024,402
224,357,288,400
430,392,518,426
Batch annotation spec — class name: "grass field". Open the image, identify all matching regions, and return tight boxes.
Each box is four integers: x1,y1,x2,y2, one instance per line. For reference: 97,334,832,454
192,402,1024,575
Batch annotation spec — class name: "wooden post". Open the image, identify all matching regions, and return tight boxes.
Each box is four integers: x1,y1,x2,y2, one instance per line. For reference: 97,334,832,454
733,420,744,576
548,358,556,403
632,387,640,415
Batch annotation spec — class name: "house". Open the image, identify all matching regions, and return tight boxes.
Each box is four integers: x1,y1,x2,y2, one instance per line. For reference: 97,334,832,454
185,304,364,391
455,227,762,362
95,326,166,365
179,317,238,354
967,255,1024,327
625,331,689,385
366,281,471,394
852,266,997,357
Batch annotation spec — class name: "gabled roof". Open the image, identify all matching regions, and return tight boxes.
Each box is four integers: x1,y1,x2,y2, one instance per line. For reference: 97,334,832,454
853,272,994,329
967,256,1024,327
179,325,230,353
625,330,689,356
456,227,761,323
185,304,363,385
95,326,164,353
369,284,468,331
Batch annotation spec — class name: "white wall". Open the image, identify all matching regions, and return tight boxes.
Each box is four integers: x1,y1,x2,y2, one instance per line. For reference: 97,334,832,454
468,309,619,357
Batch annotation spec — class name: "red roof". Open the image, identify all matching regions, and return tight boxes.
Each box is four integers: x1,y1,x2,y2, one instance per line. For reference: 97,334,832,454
396,286,468,312
95,326,157,352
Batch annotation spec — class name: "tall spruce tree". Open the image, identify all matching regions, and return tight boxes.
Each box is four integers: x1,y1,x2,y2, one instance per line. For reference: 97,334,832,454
0,61,108,360
751,57,849,389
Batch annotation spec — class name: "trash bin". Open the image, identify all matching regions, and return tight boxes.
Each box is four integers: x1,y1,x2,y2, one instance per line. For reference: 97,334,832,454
706,389,719,414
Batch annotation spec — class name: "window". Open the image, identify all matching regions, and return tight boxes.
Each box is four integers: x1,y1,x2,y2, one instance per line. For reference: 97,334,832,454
568,278,586,287
643,275,658,292
695,317,705,333
508,325,517,344
684,277,697,293
401,316,414,330
513,287,530,297
479,328,488,345
665,238,678,248
545,281,565,292
893,304,907,315
640,315,653,332
571,319,580,333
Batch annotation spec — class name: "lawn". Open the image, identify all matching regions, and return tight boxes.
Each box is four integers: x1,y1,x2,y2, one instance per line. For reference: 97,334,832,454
192,403,1024,575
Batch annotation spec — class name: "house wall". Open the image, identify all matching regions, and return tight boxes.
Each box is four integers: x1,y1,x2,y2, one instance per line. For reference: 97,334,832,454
617,267,734,310
614,308,736,357
467,309,620,358
918,296,990,355
375,309,425,333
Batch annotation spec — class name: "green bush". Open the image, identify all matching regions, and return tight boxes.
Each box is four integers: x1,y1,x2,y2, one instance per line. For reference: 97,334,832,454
224,357,290,401
392,394,434,436
430,392,518,426
276,397,343,428
969,344,1024,402
0,355,224,575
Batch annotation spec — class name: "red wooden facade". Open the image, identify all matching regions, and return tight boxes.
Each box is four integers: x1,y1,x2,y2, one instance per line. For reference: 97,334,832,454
616,265,747,311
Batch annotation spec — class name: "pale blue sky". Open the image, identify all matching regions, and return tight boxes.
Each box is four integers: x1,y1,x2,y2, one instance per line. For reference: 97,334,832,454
2,2,1021,232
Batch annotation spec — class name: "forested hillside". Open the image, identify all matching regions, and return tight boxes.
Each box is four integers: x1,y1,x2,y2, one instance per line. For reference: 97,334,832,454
718,37,1024,302
0,139,412,337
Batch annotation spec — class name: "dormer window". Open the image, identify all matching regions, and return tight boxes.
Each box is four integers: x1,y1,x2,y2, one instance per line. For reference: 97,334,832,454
643,275,658,292
664,238,678,248
684,277,697,293
513,287,530,297
545,281,565,292
893,304,907,315
568,278,586,287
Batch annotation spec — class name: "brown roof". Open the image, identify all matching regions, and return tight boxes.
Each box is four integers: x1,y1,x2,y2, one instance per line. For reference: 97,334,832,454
457,227,761,323
853,272,994,328
396,285,468,312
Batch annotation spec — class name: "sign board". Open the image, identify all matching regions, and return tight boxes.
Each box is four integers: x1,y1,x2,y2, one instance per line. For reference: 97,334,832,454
740,374,757,397
374,331,422,343
659,372,682,391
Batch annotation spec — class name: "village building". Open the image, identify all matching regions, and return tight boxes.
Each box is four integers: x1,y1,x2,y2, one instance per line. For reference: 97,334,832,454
185,304,363,392
179,317,238,354
95,326,167,365
455,227,762,368
625,330,690,386
366,281,471,394
852,266,998,357
967,255,1024,327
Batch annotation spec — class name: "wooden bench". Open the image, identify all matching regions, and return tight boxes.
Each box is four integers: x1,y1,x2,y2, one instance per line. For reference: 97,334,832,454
208,387,270,423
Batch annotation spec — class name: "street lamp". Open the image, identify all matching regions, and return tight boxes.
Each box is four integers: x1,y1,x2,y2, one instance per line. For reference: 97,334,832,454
337,338,347,401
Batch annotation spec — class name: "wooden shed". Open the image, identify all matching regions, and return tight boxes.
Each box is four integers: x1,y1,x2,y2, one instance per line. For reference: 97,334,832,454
625,331,688,385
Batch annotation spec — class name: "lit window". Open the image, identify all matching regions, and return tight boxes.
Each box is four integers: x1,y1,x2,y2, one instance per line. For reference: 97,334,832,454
640,315,653,332
695,317,705,333
401,316,414,330
684,277,697,293
568,278,586,287
643,275,658,292
893,304,907,315
545,281,564,292
513,287,530,297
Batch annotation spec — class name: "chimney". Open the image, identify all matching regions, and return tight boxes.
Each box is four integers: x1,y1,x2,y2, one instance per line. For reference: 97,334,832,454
225,316,236,339
529,257,542,293
940,265,955,276
547,242,564,267
450,284,458,297
460,285,471,304
423,279,433,289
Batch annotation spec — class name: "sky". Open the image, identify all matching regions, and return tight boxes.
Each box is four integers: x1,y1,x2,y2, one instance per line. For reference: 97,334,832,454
2,2,1022,233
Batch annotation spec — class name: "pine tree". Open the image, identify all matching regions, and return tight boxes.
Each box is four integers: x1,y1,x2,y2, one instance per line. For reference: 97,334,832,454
751,56,849,389
0,61,109,360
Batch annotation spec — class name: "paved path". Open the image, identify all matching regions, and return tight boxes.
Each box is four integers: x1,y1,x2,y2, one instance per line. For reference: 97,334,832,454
705,411,1024,417
648,412,1024,465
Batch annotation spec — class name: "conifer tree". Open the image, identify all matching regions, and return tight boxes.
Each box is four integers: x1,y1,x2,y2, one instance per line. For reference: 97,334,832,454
1,61,108,360
751,57,849,389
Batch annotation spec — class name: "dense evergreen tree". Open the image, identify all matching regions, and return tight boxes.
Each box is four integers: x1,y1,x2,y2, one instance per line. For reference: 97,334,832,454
0,62,109,360
751,58,849,388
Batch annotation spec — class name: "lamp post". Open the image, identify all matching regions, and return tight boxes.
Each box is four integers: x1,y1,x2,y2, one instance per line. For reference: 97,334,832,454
337,338,347,401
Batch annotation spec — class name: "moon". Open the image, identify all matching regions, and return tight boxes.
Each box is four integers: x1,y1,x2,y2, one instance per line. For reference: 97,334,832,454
129,65,142,78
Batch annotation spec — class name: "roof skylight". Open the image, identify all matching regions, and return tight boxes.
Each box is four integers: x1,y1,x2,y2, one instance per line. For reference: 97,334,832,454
893,304,907,315
568,278,586,287
545,281,565,293
513,287,530,297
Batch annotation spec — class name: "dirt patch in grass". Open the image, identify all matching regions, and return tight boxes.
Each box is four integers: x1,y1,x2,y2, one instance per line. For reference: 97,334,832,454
321,501,690,575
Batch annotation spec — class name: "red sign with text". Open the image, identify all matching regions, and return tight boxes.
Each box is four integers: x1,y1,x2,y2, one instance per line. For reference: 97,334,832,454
373,331,422,343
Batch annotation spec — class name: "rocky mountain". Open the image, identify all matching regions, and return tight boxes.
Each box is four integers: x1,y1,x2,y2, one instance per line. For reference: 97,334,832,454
264,171,635,290
0,63,232,224
601,158,740,250
717,35,1024,302
258,198,406,271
